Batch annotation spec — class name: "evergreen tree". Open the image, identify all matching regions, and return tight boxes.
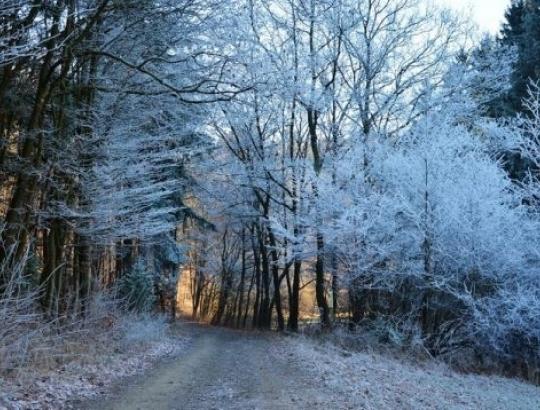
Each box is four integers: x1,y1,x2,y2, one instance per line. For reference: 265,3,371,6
499,0,540,115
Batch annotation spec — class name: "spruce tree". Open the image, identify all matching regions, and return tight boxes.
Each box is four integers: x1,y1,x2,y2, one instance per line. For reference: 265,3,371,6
500,0,540,115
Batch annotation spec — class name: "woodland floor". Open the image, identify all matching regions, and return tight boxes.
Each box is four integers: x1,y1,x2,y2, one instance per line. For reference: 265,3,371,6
78,323,540,410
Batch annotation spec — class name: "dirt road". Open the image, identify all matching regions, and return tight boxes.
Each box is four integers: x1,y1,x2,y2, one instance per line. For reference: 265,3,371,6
82,324,540,410
83,325,333,410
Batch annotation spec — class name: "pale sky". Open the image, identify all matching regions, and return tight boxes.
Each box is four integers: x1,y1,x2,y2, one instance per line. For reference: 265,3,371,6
439,0,510,34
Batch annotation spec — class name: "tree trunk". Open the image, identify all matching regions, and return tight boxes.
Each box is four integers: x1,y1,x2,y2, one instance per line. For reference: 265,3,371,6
288,258,302,331
315,232,330,328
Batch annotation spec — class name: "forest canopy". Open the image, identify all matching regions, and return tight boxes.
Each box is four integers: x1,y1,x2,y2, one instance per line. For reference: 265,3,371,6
2,0,540,385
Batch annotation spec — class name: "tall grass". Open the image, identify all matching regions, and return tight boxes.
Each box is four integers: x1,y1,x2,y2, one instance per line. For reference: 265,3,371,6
0,241,169,380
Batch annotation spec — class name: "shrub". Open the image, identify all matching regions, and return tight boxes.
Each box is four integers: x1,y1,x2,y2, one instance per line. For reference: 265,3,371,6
117,259,156,312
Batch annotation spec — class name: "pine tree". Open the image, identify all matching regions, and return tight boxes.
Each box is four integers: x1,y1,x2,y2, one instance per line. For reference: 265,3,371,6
499,0,540,115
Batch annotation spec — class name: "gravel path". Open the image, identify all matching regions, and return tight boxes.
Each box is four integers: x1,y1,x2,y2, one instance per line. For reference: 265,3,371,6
82,324,540,410
83,325,330,410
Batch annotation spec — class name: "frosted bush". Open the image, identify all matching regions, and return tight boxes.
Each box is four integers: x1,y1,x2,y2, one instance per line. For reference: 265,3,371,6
117,259,156,312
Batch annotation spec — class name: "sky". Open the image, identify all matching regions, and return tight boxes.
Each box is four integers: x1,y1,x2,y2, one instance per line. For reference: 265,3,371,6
439,0,510,34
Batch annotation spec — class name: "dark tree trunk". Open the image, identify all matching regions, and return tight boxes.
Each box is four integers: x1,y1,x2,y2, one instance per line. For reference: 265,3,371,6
315,232,330,328
258,229,272,329
288,258,302,331
268,230,285,331
236,231,247,327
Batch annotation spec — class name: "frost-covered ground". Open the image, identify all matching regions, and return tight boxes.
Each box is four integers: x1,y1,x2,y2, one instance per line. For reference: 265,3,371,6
77,324,540,410
0,319,191,410
286,336,540,409
3,322,538,409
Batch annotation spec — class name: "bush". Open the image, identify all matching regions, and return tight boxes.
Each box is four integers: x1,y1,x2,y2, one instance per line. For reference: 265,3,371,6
117,260,156,312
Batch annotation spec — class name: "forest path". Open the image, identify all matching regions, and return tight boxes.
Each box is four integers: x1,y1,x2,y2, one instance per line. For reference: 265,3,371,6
83,323,333,410
81,323,540,410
